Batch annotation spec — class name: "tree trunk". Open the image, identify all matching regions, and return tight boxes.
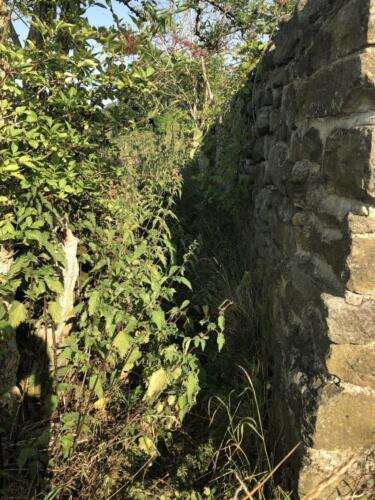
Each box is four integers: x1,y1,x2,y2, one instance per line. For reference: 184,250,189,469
55,228,79,348
35,228,79,368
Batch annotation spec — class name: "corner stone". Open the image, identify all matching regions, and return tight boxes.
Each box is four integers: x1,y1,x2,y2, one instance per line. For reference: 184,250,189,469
347,236,375,294
323,294,375,344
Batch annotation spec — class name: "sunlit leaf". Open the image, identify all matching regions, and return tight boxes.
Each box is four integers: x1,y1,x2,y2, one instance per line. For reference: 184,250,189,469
8,301,27,327
145,368,169,399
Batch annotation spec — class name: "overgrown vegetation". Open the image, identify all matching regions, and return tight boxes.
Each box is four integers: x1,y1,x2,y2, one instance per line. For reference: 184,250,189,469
0,0,296,497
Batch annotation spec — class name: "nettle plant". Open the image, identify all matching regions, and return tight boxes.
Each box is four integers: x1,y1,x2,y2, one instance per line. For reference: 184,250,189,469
0,10,225,491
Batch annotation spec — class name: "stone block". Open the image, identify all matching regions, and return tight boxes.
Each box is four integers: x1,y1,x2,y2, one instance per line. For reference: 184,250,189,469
286,254,343,309
291,160,312,184
281,83,298,130
272,13,300,66
331,0,375,59
323,294,375,344
327,344,375,388
297,0,338,27
252,135,266,163
297,50,375,118
349,208,375,233
299,447,375,499
290,127,323,163
323,127,375,199
292,213,348,275
316,190,369,221
269,109,281,132
347,236,375,294
313,386,375,449
271,87,282,108
298,0,375,77
296,26,331,77
256,107,271,134
268,142,291,192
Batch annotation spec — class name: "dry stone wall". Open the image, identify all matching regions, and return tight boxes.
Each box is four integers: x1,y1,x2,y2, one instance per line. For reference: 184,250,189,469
243,0,375,496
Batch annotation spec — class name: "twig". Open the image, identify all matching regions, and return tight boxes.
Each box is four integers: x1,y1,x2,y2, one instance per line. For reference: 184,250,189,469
240,442,301,499
234,473,253,499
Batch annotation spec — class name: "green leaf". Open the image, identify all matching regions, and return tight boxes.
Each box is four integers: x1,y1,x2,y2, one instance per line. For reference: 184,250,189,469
145,368,168,399
138,436,158,457
8,301,27,327
151,310,165,329
45,276,64,295
89,374,104,399
61,433,74,459
180,300,190,310
218,314,225,331
26,110,38,123
122,347,141,374
49,301,62,323
145,67,155,77
88,290,99,316
217,331,225,352
186,371,199,405
176,276,192,290
113,330,131,358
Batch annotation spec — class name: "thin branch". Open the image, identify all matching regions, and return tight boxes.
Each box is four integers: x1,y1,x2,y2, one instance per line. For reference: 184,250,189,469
116,0,146,22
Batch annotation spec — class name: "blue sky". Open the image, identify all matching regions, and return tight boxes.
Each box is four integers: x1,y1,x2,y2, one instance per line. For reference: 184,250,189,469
13,1,130,44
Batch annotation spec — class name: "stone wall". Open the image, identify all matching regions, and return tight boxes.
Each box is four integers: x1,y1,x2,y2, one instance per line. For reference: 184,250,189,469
243,0,375,496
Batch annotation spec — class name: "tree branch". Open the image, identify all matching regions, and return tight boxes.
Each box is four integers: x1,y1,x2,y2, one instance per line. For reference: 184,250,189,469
116,0,146,22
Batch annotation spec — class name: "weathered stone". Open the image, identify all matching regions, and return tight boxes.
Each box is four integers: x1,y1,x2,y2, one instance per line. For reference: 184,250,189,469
269,66,287,88
290,127,323,164
298,25,332,76
349,208,375,233
345,290,363,306
323,127,375,198
323,294,375,344
268,142,291,192
281,83,298,130
298,0,375,78
256,107,271,134
252,135,266,163
263,87,273,107
292,214,348,278
327,344,375,388
272,14,300,66
271,87,282,108
313,386,375,449
297,0,339,27
331,0,375,59
269,109,281,132
298,50,375,118
316,191,370,221
286,253,344,307
261,136,271,160
299,447,375,498
347,236,375,294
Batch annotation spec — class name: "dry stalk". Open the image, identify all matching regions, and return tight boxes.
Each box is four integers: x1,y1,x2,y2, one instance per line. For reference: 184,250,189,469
301,454,358,500
234,442,300,500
